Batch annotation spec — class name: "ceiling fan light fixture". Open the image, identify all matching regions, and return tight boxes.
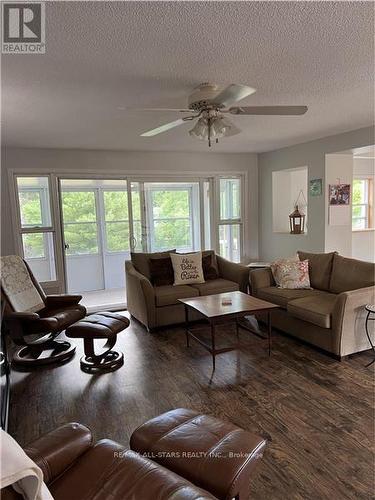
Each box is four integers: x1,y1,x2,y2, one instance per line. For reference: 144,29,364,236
189,117,208,140
211,117,230,139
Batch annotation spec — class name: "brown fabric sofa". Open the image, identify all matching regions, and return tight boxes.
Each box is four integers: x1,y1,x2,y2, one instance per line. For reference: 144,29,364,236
250,252,375,358
125,250,249,330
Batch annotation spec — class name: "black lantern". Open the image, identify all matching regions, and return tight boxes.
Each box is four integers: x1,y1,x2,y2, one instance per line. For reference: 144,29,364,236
289,205,305,234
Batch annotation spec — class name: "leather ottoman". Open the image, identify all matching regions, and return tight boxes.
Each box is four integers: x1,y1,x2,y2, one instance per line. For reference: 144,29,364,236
130,408,267,500
65,312,129,373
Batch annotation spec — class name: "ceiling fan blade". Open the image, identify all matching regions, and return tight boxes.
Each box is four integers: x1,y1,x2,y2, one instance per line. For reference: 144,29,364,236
123,107,193,112
140,118,189,137
229,105,308,115
212,84,256,108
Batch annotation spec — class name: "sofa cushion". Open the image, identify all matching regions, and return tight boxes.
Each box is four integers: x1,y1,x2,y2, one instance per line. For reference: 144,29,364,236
329,254,375,293
256,287,322,308
287,292,337,329
149,257,174,286
190,278,239,296
131,250,176,280
154,285,199,307
298,251,337,291
202,253,219,280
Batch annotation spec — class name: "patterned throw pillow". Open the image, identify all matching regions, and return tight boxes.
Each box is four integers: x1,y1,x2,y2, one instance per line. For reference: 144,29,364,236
270,256,299,286
170,252,205,286
277,260,311,289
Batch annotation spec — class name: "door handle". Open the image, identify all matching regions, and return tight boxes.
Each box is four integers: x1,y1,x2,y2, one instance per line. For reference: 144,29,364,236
64,243,70,250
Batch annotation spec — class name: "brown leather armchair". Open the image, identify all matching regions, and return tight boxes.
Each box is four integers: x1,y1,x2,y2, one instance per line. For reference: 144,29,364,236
1,256,86,368
1,423,216,500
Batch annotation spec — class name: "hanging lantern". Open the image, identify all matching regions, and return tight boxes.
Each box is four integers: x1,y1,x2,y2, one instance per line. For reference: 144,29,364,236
289,205,305,234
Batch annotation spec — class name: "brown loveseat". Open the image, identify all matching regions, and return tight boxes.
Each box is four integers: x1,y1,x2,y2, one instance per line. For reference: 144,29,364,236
250,252,375,359
125,250,249,331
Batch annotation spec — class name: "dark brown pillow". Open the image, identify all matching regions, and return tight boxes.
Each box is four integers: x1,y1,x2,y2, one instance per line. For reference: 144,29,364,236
202,254,219,280
149,257,174,286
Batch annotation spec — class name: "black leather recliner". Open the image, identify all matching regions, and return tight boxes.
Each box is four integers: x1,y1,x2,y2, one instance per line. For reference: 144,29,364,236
1,256,86,367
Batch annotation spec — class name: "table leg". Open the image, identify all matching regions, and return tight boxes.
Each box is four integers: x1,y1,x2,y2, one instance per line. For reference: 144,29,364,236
185,305,190,348
267,311,272,357
235,316,240,340
210,320,216,371
365,311,375,367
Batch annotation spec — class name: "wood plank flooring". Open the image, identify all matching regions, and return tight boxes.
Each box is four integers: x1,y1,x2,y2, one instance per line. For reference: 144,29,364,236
8,313,374,499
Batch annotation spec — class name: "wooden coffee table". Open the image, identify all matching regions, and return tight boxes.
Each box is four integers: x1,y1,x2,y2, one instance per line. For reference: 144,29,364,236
179,291,280,370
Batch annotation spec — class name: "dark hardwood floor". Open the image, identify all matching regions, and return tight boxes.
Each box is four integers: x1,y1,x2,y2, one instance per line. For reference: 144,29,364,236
8,313,374,499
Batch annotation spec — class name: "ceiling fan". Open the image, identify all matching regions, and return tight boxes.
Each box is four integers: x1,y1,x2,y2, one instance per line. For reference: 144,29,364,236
134,83,308,147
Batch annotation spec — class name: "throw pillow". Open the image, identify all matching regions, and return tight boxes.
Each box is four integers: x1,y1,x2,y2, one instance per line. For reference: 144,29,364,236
170,252,205,286
277,260,311,289
270,255,299,286
202,254,219,280
149,257,174,286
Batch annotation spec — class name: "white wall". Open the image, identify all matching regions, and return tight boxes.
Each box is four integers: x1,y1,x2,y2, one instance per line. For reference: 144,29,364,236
272,167,307,233
258,126,374,261
324,153,353,257
352,157,375,262
1,147,259,262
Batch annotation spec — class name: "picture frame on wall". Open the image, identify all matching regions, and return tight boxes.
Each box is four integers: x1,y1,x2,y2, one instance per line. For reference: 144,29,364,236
329,184,351,205
309,178,322,196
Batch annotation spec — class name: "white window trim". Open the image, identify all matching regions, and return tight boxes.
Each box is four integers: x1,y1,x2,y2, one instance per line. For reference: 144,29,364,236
9,168,249,292
352,177,373,231
215,175,245,262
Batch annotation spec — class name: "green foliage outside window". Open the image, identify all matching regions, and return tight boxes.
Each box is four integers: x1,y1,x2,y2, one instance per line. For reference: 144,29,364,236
352,179,367,229
62,191,97,223
22,233,45,258
19,191,42,226
20,187,196,257
151,189,192,250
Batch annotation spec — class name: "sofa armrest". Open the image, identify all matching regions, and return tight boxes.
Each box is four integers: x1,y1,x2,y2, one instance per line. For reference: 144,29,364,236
125,260,156,330
333,285,375,356
24,423,93,484
216,255,249,292
44,294,83,307
4,311,40,321
250,268,275,295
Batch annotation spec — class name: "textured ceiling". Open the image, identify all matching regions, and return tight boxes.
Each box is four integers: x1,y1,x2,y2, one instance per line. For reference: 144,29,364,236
2,1,374,153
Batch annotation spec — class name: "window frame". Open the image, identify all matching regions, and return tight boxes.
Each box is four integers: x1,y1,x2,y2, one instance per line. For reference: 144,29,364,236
11,174,61,288
9,170,248,294
352,177,373,231
102,188,131,254
145,183,199,253
215,176,244,263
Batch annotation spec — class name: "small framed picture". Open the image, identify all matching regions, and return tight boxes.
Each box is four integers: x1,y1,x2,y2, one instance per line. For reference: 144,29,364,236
329,184,350,205
309,179,322,196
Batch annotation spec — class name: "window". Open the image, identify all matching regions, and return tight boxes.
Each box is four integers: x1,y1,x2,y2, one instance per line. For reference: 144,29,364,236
145,183,200,253
15,176,56,282
352,178,373,230
103,190,130,252
218,178,242,262
62,191,99,255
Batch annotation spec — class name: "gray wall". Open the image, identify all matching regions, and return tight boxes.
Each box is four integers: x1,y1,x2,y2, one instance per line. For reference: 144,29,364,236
258,126,374,261
1,147,258,260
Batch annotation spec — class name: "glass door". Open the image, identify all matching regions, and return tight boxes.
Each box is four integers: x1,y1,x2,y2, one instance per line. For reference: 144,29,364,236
61,188,104,293
59,178,141,311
